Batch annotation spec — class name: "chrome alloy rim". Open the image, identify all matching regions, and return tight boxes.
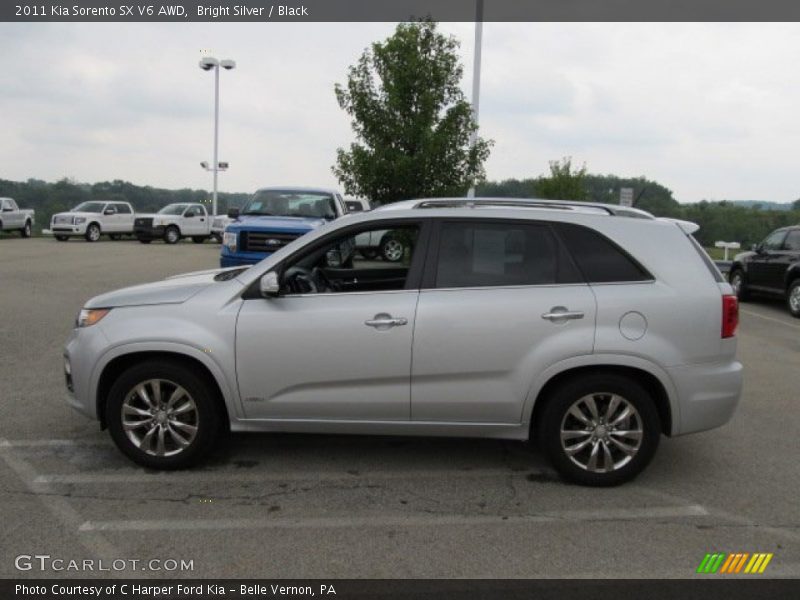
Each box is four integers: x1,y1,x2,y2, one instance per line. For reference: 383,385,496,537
560,393,643,473
122,379,199,457
383,239,404,261
88,226,100,241
790,285,800,313
730,273,742,295
166,229,179,243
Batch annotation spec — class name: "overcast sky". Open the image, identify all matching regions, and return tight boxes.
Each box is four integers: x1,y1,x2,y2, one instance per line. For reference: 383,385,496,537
1,22,799,203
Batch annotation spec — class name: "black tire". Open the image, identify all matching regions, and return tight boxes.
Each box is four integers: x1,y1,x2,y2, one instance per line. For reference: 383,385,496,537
380,235,405,263
787,279,800,319
537,373,661,487
55,235,69,242
109,234,121,241
729,268,750,302
84,223,101,242
191,236,208,244
21,221,32,238
106,359,222,470
137,238,152,244
164,226,180,245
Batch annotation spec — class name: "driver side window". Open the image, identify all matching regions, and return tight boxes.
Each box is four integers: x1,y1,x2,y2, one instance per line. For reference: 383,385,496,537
281,224,421,295
763,230,786,251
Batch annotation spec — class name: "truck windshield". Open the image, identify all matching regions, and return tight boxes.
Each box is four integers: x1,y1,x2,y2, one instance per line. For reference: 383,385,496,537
243,191,336,220
158,204,189,215
73,202,106,213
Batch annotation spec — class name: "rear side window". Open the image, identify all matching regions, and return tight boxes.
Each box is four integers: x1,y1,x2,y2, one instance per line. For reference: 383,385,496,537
114,203,132,214
784,230,800,251
434,221,582,288
555,223,652,283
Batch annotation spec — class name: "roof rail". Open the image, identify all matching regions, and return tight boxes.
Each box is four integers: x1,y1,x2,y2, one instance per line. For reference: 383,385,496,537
412,197,638,217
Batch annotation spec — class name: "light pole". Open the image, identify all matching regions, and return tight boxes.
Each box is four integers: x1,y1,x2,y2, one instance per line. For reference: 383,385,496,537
467,0,484,199
199,56,235,217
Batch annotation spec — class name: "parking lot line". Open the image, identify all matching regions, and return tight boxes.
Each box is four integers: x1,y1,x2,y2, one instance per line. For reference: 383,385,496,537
740,308,800,330
79,504,708,532
35,467,538,485
0,438,106,448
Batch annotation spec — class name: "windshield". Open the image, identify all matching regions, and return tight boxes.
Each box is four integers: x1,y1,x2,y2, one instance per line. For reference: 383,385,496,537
72,202,106,213
158,204,190,215
243,190,336,220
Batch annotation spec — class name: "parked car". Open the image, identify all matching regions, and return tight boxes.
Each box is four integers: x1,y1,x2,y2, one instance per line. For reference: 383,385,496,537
344,198,410,261
0,197,34,238
44,201,135,242
135,203,211,244
344,197,371,213
210,215,234,243
63,198,742,486
220,187,348,267
728,225,800,317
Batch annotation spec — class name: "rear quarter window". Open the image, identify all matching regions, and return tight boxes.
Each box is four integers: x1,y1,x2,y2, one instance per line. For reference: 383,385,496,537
554,223,652,283
687,234,725,283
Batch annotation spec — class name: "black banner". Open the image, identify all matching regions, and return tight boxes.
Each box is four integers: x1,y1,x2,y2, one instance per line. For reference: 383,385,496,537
4,0,800,23
3,579,800,600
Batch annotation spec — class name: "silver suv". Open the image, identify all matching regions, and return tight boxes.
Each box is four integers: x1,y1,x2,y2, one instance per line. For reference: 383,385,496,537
63,198,743,486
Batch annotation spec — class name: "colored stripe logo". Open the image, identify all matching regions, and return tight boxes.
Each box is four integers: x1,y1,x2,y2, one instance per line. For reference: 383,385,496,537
697,552,773,574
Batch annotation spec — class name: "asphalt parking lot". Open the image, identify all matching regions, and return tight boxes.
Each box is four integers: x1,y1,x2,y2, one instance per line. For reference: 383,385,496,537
1,237,799,579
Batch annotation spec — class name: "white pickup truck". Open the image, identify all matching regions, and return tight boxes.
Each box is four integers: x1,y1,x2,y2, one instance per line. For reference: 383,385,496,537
0,198,35,238
45,201,136,242
134,202,212,244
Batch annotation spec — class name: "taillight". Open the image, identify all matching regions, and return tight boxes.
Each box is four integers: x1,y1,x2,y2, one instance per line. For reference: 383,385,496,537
722,294,739,338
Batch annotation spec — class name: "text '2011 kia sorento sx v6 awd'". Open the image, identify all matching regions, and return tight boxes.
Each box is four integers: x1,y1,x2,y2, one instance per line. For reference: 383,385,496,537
63,198,743,486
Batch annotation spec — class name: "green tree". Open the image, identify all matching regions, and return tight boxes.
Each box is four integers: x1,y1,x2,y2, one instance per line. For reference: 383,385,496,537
333,20,492,205
535,157,587,201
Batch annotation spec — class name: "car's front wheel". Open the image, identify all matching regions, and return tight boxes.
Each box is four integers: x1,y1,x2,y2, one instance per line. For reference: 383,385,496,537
164,226,180,244
537,373,660,486
729,268,750,302
85,223,101,242
106,360,221,469
21,221,32,238
787,279,800,318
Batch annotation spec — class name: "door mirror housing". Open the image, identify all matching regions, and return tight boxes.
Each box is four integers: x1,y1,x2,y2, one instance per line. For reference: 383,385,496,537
104,209,116,216
259,272,280,297
185,211,195,218
227,207,240,219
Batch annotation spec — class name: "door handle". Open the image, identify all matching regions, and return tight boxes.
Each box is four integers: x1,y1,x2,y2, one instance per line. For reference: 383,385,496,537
365,313,408,329
541,307,585,322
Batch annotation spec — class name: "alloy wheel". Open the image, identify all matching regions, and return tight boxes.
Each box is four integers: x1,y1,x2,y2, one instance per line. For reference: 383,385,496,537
790,285,800,313
382,238,404,262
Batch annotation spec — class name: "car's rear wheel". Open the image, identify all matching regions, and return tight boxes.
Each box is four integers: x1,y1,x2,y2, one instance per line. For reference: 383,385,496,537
787,279,800,318
164,226,180,245
380,236,404,262
85,223,101,242
55,235,69,242
21,221,32,238
106,360,221,469
729,268,750,301
537,373,660,486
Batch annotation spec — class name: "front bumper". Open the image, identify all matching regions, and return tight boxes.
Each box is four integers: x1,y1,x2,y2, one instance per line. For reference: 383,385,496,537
668,359,743,435
135,225,165,240
63,326,109,421
43,224,88,236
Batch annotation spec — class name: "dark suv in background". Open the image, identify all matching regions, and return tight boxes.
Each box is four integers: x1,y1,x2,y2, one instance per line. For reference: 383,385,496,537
729,225,800,317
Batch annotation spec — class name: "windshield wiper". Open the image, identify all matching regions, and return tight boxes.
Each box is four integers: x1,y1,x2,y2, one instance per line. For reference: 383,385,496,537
243,211,273,216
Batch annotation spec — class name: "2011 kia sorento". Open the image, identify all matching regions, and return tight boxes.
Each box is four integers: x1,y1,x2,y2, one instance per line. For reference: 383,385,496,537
62,198,743,486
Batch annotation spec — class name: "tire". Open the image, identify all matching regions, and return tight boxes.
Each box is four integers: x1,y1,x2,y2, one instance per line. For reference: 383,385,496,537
164,226,180,245
787,279,800,319
109,234,121,241
729,268,750,302
84,223,101,242
191,236,208,244
380,235,405,262
106,359,222,469
21,221,32,238
537,373,661,487
138,238,152,244
359,249,378,260
55,235,69,242
211,233,222,244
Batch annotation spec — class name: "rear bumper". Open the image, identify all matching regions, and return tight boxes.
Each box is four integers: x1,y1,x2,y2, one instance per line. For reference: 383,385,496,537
668,359,743,435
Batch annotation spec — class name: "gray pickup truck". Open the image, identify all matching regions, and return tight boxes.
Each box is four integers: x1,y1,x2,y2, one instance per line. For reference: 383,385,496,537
0,198,34,238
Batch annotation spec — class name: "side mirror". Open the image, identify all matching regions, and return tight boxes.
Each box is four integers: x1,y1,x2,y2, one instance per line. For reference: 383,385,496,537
104,209,116,215
259,272,280,297
751,243,760,253
185,212,195,218
227,207,240,219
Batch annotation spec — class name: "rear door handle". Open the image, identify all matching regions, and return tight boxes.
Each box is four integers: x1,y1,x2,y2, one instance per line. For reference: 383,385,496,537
365,313,408,329
542,307,585,322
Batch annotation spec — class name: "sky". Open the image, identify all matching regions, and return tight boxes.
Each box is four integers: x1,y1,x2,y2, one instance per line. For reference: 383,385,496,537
1,22,799,204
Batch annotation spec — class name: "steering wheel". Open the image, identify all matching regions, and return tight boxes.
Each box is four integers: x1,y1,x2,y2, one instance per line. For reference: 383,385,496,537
284,267,316,294
310,267,338,293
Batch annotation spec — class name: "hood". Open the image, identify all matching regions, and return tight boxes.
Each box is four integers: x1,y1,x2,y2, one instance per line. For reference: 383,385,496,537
227,215,327,233
85,267,245,309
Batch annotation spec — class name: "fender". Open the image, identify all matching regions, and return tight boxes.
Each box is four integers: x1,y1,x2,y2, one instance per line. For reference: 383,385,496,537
89,340,245,421
521,353,681,436
783,262,800,288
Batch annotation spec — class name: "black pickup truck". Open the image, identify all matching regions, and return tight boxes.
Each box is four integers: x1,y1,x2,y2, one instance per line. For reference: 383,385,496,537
729,225,800,318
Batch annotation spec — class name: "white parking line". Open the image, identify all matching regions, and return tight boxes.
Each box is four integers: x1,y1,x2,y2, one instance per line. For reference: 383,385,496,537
35,467,537,485
0,438,106,448
740,308,800,330
80,504,707,532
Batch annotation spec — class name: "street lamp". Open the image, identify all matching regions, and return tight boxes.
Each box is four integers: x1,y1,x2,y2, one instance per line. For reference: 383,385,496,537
467,0,484,199
199,56,236,217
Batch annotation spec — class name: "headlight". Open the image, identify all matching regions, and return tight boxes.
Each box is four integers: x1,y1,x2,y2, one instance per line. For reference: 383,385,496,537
76,308,110,328
154,218,165,226
223,232,237,251
74,217,86,225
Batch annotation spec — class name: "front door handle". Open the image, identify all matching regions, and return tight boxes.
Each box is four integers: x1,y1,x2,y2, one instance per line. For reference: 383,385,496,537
542,307,585,322
365,313,408,330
